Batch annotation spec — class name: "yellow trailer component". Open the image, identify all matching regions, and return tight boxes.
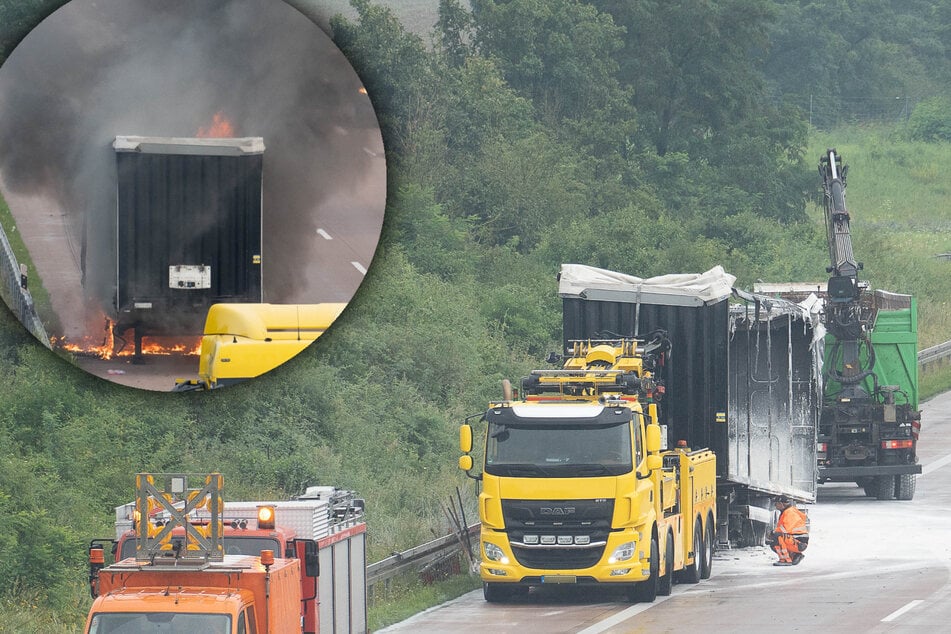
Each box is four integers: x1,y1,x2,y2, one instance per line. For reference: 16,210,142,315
176,303,346,390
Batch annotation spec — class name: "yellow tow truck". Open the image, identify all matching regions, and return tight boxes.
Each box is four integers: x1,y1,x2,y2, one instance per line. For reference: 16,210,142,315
460,337,716,602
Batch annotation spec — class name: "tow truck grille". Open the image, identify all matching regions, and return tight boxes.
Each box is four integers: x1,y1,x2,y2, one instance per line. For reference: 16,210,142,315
501,499,614,570
512,545,606,569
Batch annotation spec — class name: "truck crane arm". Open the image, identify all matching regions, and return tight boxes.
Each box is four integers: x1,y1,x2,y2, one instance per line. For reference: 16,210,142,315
819,149,875,389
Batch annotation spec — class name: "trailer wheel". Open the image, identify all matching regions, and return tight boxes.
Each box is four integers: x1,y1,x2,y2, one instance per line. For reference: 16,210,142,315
700,515,714,580
658,532,674,596
678,519,702,584
873,475,896,500
629,536,659,603
894,474,916,500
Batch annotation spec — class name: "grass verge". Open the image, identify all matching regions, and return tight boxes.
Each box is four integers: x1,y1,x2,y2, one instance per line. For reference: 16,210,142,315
921,363,951,402
0,583,88,634
369,572,481,631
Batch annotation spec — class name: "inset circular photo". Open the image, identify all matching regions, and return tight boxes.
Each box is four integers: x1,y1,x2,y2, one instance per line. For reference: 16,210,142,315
0,0,385,391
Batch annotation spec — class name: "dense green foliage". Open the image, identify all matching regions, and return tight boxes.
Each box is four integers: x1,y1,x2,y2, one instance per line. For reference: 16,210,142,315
905,96,951,142
1,0,950,627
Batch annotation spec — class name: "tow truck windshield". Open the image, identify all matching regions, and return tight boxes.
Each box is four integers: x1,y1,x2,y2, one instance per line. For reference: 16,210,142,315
485,419,635,477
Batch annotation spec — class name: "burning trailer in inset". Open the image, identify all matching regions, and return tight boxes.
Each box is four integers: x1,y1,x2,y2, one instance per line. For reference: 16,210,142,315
107,136,264,358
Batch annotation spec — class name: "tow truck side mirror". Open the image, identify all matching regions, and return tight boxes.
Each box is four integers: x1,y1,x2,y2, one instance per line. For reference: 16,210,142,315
460,424,474,472
459,416,484,480
460,424,473,453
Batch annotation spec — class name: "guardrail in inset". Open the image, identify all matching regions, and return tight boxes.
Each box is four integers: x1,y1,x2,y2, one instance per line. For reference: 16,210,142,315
0,223,50,347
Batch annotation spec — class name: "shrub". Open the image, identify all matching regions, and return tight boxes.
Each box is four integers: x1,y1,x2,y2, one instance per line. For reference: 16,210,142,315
905,97,951,142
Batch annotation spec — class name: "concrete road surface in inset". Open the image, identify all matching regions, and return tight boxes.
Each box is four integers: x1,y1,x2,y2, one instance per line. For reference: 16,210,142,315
381,390,951,633
1,187,87,340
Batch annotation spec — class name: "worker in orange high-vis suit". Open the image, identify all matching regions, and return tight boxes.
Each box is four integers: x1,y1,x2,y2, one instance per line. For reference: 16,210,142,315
767,496,809,566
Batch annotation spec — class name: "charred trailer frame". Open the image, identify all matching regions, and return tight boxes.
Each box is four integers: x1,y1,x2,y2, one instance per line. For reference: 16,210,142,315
111,136,264,356
559,265,820,547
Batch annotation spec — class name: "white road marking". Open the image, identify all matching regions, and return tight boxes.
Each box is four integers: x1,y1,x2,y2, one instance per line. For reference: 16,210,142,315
576,594,675,634
351,261,367,275
881,599,923,622
922,452,951,475
316,228,333,240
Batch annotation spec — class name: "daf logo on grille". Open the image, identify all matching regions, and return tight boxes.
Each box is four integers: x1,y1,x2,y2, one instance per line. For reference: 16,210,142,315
539,507,575,516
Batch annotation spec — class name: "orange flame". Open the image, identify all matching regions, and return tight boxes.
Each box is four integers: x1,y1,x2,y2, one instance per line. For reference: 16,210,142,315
197,111,234,138
52,319,200,360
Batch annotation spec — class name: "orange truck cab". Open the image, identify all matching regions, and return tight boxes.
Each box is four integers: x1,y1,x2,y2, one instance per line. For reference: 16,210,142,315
85,474,364,634
87,554,304,634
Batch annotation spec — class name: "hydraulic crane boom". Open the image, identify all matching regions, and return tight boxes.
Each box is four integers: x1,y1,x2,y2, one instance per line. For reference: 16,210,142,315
821,149,861,288
820,150,872,385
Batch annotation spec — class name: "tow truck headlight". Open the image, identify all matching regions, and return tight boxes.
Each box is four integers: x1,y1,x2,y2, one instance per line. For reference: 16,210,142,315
608,541,636,564
484,542,509,564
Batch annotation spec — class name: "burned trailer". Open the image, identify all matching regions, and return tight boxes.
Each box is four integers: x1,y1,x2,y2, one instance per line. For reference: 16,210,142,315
558,264,821,546
110,136,264,355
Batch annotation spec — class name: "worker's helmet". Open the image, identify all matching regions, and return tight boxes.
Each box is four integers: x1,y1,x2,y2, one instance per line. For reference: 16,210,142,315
778,495,792,505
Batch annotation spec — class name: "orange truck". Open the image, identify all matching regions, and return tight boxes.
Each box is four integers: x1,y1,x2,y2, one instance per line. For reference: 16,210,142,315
86,473,367,633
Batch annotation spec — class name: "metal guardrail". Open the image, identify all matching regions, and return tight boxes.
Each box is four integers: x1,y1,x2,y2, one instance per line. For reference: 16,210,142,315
367,523,481,591
919,341,951,370
0,223,50,346
367,522,479,592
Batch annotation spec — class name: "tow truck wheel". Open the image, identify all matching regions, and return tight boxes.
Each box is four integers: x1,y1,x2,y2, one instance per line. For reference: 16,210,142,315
895,474,916,500
700,515,714,580
678,519,702,584
658,533,674,596
873,475,896,500
630,536,659,603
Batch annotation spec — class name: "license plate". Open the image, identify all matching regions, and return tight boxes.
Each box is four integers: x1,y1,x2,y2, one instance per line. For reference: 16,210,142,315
541,575,577,584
